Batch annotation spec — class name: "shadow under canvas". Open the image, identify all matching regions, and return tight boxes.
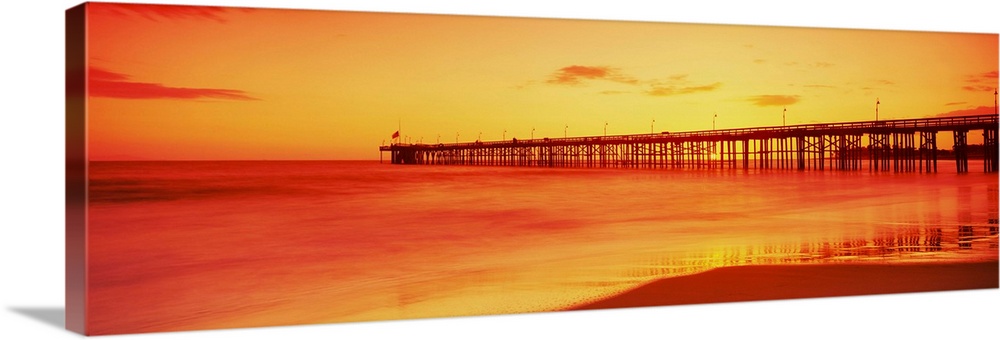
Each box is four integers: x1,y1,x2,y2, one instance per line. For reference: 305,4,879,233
9,307,66,330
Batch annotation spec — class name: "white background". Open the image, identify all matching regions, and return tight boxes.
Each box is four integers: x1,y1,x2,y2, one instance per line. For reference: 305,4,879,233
1,1,997,339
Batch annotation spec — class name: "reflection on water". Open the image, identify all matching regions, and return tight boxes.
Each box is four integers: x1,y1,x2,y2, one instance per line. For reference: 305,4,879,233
85,161,999,334
615,224,998,286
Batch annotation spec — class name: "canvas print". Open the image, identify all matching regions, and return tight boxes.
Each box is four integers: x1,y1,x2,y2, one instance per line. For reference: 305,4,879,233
66,2,999,335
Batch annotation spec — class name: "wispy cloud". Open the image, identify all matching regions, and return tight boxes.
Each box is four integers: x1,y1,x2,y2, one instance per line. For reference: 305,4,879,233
511,80,536,90
91,3,251,22
944,101,967,106
931,106,994,118
546,65,638,85
646,82,722,97
89,67,257,101
544,65,723,98
668,74,689,81
963,85,995,92
89,68,128,81
977,70,999,79
857,79,896,95
962,70,998,92
646,87,674,97
803,84,836,89
748,95,800,107
680,83,722,93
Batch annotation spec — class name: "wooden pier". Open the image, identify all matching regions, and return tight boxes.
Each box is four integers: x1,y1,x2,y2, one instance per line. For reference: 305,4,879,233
380,114,999,173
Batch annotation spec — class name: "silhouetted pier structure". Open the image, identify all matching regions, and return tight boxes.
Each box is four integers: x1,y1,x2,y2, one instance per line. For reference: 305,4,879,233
380,114,998,173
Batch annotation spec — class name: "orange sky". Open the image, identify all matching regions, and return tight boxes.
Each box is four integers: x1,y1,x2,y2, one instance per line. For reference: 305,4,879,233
84,3,998,160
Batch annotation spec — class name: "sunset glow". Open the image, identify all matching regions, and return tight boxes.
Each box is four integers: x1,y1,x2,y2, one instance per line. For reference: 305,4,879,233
72,3,1000,335
84,3,998,160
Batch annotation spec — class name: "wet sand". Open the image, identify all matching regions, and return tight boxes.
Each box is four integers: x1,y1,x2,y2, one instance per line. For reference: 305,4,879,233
571,261,999,310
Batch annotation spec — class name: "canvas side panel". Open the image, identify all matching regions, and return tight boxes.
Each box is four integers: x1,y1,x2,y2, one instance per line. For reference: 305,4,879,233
65,2,87,335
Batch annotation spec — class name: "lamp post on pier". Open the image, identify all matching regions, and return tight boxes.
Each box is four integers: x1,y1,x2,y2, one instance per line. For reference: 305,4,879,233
564,125,568,138
876,98,880,121
782,107,786,126
713,113,717,130
651,119,655,134
531,127,535,140
604,121,608,136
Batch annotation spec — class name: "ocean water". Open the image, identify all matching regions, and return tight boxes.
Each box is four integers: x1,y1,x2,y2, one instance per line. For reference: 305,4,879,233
86,160,998,334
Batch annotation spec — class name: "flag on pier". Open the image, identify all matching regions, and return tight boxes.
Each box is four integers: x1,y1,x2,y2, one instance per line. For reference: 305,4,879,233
391,131,400,139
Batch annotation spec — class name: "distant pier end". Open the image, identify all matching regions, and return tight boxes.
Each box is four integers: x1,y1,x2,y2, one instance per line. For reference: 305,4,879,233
379,114,999,173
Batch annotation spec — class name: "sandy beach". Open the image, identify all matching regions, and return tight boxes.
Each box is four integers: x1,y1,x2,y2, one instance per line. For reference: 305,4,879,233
571,261,999,310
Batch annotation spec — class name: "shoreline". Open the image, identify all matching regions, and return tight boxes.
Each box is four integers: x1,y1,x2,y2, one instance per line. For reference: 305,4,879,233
569,260,999,311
